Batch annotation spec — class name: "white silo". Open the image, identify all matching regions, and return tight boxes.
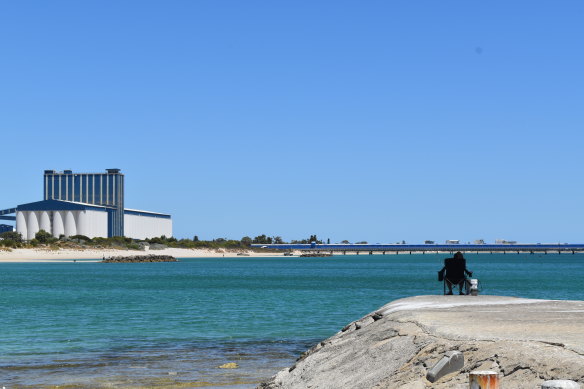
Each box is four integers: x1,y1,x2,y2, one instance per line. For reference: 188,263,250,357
39,211,51,234
52,211,64,238
27,211,39,241
16,211,28,241
76,211,89,237
64,211,77,237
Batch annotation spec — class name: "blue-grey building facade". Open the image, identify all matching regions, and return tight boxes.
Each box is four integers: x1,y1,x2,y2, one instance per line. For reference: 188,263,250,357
44,169,124,237
0,224,13,234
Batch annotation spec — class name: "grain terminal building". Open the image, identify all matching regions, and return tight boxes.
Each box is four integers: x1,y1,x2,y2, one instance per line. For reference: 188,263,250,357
0,169,172,240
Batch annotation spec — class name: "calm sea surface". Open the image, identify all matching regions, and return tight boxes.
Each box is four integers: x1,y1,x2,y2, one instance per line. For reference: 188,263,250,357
2,253,584,388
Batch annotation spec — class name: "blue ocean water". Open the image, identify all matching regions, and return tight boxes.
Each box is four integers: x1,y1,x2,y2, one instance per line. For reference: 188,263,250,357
1,253,584,388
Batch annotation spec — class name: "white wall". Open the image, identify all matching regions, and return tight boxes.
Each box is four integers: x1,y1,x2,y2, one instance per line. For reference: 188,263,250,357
124,214,172,240
83,210,108,238
16,209,170,240
15,209,108,240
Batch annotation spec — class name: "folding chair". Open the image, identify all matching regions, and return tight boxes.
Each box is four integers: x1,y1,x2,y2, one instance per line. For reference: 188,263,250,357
443,277,470,295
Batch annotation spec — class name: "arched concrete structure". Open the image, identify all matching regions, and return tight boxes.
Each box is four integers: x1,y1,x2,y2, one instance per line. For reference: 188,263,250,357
39,211,51,234
16,211,27,241
13,196,171,240
27,211,39,241
64,211,76,237
52,211,64,238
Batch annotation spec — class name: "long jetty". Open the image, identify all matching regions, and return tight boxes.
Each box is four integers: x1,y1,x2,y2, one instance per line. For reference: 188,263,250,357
251,243,584,255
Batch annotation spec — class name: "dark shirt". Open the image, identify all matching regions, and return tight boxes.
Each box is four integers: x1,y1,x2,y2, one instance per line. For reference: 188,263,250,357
442,257,472,283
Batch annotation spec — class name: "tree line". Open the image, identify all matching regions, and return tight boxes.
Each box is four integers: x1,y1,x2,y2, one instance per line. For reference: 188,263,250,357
0,231,343,250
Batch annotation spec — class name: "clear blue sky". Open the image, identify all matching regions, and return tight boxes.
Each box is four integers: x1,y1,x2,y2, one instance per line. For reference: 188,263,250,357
1,1,583,243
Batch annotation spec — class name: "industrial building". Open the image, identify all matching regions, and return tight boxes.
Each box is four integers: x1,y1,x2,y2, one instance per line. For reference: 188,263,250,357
0,169,172,240
0,224,13,234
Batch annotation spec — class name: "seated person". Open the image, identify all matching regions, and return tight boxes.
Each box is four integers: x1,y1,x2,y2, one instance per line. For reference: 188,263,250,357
440,251,472,295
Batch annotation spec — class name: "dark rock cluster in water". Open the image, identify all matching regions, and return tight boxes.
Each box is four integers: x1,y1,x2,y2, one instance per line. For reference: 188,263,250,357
101,254,177,263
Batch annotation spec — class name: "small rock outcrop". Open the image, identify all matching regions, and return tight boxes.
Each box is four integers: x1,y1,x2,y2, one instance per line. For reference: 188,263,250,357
101,254,177,263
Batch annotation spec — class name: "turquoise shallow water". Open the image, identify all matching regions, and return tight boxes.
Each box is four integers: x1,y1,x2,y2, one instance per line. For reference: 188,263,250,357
1,253,584,388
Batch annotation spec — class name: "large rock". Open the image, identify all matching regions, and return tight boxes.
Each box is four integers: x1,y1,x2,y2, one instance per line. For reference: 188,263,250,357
101,254,177,263
258,296,584,389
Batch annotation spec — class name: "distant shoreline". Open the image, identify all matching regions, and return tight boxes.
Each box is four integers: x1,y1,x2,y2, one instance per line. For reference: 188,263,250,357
1,248,580,263
0,248,293,262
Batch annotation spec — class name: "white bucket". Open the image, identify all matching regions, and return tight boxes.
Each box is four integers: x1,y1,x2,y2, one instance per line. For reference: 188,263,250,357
469,279,479,296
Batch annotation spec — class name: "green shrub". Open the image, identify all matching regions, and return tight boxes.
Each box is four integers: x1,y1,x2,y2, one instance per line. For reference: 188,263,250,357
127,243,141,250
0,231,23,243
70,234,90,242
35,229,53,244
1,239,15,247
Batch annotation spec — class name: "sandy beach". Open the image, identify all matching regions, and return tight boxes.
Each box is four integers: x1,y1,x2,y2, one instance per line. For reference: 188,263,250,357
2,248,568,262
0,247,291,262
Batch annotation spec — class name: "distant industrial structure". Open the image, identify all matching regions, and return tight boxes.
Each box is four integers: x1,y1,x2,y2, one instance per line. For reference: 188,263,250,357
0,224,13,233
252,242,584,255
495,239,518,245
0,169,171,240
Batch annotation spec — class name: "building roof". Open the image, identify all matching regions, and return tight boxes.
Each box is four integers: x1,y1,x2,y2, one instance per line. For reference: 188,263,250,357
124,208,171,219
44,169,123,175
14,200,171,219
16,199,111,212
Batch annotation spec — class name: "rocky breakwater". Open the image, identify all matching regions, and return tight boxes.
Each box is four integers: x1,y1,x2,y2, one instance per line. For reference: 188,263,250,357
102,254,178,263
258,295,584,389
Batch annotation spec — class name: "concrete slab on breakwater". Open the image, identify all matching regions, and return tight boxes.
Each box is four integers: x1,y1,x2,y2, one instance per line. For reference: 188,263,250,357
258,296,584,389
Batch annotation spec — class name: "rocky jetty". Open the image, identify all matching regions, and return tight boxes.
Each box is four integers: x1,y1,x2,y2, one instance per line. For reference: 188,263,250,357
258,296,584,389
101,254,177,263
299,253,333,258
